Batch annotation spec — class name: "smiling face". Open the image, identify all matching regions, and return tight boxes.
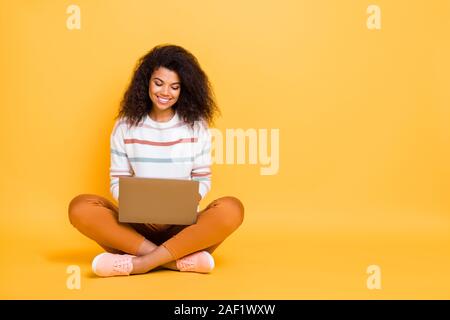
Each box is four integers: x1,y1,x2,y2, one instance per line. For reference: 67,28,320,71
148,67,181,120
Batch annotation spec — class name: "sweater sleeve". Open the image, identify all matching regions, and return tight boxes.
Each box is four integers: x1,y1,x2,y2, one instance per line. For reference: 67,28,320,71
110,120,133,202
191,121,212,199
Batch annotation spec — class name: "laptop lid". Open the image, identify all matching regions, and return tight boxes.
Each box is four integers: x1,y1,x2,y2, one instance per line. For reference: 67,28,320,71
118,176,200,225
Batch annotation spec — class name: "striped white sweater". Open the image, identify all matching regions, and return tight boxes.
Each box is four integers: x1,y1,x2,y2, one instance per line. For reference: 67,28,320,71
110,112,212,202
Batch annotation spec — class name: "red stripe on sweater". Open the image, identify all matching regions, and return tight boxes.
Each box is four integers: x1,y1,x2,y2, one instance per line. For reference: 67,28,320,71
191,172,211,177
124,137,198,146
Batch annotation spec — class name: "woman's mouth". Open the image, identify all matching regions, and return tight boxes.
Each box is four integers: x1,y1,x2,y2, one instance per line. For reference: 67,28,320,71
157,96,171,104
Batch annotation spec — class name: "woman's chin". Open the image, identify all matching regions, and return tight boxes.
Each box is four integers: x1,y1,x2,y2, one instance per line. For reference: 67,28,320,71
154,104,173,111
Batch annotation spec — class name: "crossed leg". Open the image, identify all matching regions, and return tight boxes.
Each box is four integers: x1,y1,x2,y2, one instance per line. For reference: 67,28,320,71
68,194,244,274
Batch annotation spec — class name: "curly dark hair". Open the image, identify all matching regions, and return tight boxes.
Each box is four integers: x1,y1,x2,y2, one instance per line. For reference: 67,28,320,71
116,44,219,129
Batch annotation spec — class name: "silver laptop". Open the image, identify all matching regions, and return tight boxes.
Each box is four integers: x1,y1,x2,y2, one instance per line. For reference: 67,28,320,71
118,176,200,225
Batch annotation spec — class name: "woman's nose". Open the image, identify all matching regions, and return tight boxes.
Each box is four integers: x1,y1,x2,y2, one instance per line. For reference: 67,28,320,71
161,86,170,96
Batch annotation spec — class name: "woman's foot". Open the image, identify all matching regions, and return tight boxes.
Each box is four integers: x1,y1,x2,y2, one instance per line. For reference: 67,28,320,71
92,250,215,276
92,252,135,277
176,251,215,273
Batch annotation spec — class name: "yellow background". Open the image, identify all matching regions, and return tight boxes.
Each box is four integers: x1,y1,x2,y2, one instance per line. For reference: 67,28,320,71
0,0,449,299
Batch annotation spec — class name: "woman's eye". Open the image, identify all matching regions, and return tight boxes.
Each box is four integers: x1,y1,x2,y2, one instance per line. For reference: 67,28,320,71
155,82,162,86
172,87,180,90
